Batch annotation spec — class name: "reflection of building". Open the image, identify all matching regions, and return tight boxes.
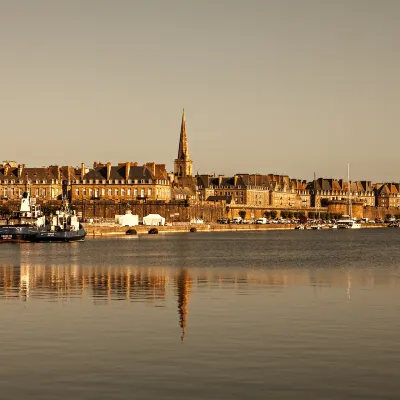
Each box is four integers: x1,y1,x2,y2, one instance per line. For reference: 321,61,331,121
176,269,192,341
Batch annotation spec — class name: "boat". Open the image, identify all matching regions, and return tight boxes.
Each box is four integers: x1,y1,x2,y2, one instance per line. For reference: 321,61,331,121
295,224,305,230
337,216,361,229
329,223,338,229
31,200,86,242
311,224,322,230
0,191,45,243
337,164,361,229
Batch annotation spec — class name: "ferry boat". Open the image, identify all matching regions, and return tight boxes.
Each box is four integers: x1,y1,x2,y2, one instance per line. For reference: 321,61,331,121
32,200,86,242
337,216,361,229
0,192,45,243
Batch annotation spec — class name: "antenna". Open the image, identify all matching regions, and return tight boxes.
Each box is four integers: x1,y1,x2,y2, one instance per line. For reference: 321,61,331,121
347,163,351,217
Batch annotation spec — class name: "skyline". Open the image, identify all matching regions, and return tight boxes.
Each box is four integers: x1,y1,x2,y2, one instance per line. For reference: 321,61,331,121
1,0,399,182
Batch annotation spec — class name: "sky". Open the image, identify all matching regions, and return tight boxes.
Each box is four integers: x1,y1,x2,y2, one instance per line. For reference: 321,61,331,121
1,0,399,182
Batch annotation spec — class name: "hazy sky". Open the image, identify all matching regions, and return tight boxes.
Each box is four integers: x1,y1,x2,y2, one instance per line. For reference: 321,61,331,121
1,0,399,182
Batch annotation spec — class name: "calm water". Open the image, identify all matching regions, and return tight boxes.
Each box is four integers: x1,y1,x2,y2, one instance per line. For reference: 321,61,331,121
1,230,400,399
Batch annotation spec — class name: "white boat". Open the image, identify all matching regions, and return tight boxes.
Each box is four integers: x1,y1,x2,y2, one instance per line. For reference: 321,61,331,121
337,164,361,229
311,224,322,230
295,224,305,230
329,224,338,229
337,216,361,229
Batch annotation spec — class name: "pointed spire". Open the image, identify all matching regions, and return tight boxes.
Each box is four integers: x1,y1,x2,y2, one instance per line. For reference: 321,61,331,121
178,108,189,160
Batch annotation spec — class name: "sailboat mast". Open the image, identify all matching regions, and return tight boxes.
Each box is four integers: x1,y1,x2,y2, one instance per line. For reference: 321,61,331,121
347,163,351,217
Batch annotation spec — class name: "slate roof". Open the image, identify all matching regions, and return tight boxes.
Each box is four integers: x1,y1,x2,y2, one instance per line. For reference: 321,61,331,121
84,165,154,181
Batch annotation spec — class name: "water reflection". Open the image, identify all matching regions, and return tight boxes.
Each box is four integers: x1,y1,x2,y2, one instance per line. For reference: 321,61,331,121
1,262,400,342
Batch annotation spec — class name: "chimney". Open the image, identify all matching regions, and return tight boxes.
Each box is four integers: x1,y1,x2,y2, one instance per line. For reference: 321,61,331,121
125,162,131,181
218,175,223,186
18,164,23,178
81,163,85,178
57,167,61,181
234,175,238,187
107,162,112,180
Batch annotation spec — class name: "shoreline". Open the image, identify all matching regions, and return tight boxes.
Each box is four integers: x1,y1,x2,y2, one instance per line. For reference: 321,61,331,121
82,223,389,237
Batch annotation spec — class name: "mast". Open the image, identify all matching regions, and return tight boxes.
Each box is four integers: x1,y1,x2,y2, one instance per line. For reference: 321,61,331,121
347,163,351,217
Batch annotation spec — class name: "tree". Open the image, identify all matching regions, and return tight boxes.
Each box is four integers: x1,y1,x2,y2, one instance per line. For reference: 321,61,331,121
281,211,288,219
386,213,392,220
308,211,315,219
239,210,246,220
270,210,277,219
0,204,11,217
293,212,299,218
288,211,294,219
264,211,271,218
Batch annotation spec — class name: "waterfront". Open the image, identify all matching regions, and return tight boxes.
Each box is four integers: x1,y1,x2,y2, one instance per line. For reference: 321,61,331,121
1,230,400,399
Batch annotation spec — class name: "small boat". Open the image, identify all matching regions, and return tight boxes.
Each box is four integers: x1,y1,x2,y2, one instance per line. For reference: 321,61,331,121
337,216,361,229
311,224,322,230
0,191,45,243
295,225,305,230
329,224,338,229
31,200,86,242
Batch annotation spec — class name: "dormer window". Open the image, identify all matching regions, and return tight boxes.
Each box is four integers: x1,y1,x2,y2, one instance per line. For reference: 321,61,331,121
134,179,138,184
95,179,99,184
82,180,86,184
128,179,132,184
89,179,93,184
4,180,7,184
115,180,119,184
11,180,15,184
148,179,152,184
102,179,106,184
141,179,145,184
108,180,112,184
121,180,125,184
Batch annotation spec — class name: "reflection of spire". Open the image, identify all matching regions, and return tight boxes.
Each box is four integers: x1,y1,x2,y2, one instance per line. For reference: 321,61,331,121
176,268,191,341
347,271,351,300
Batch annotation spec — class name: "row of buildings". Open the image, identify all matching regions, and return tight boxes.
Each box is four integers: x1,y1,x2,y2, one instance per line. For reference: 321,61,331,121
1,110,399,210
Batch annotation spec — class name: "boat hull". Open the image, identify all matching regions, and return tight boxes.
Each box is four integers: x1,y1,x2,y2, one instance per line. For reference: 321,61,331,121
32,228,87,242
0,226,40,243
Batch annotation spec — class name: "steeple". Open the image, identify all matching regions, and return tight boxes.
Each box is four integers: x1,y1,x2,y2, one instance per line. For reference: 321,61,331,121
178,109,189,160
174,108,193,177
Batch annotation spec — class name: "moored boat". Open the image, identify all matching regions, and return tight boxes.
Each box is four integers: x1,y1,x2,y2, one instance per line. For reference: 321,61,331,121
0,191,45,243
31,200,86,242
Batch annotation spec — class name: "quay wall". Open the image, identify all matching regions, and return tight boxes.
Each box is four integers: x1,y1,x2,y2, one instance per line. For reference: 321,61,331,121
83,222,387,237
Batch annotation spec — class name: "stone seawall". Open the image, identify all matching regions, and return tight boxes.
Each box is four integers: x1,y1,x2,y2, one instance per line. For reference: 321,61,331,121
82,223,387,237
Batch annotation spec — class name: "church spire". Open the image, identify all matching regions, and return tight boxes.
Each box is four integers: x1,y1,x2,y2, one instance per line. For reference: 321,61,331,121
178,108,189,160
174,108,193,177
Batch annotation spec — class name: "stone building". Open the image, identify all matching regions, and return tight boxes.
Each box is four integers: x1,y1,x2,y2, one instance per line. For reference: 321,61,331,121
308,178,375,207
374,183,400,208
0,161,73,201
72,161,171,202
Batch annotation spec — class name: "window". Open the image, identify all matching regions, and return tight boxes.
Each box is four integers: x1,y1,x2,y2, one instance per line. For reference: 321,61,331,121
42,188,46,197
35,188,39,197
95,189,99,197
89,189,93,197
4,188,7,197
127,188,131,196
115,189,118,196
95,179,99,184
89,179,93,184
115,180,119,184
101,188,105,196
121,189,125,197
141,179,145,184
108,189,112,196
83,188,86,195
140,189,145,197
76,188,79,196
10,188,15,197
134,188,138,196
148,188,152,196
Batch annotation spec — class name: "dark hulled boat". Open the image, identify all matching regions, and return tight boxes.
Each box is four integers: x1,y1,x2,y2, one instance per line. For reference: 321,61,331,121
0,192,45,243
31,200,86,242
